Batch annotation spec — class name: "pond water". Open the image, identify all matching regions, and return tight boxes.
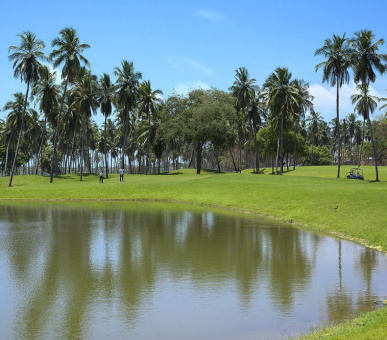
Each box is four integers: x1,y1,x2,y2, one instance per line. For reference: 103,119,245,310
0,202,386,340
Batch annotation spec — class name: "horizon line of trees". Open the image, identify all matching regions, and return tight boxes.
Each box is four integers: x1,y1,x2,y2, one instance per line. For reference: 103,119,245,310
1,27,387,185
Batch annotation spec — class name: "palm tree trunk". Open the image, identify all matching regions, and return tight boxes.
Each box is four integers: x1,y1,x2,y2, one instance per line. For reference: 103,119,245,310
358,118,365,167
336,81,341,178
9,80,30,187
50,78,68,183
279,111,284,175
4,131,14,176
80,113,87,181
368,119,379,181
229,147,238,173
275,136,280,175
293,120,297,170
35,114,47,175
104,115,108,178
146,109,150,175
121,107,129,169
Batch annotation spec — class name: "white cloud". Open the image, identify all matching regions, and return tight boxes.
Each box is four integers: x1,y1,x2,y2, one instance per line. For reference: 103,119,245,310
171,81,211,96
194,9,226,22
309,82,384,121
166,56,215,76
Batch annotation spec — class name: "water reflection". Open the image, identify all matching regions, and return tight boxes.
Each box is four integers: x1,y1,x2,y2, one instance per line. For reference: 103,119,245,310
0,202,386,340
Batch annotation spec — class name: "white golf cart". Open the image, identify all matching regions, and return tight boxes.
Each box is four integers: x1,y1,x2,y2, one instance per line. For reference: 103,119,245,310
346,167,364,180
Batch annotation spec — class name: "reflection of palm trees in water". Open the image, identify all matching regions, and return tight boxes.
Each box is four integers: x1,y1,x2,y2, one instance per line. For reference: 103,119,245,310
0,204,381,338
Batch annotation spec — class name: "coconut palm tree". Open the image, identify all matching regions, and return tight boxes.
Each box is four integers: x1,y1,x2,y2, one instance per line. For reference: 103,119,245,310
292,79,314,169
315,33,352,178
229,67,258,173
263,67,300,175
31,65,60,175
98,73,115,178
114,60,142,170
350,30,387,181
138,80,163,175
49,27,90,182
7,31,47,186
306,110,324,165
2,92,26,176
247,89,265,173
72,69,100,181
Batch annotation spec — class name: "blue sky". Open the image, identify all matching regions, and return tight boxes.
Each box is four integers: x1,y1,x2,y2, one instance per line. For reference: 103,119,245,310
1,0,387,126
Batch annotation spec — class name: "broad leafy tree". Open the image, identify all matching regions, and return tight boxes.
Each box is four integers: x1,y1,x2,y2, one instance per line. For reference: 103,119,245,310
315,33,352,178
7,31,47,186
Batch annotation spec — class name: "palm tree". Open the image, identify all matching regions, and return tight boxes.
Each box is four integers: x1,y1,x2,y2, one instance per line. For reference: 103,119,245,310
49,27,90,182
98,73,115,178
7,31,47,186
350,30,387,181
72,69,100,181
229,67,258,173
138,80,163,175
263,67,300,175
306,110,324,165
292,79,314,169
31,65,60,175
114,60,142,170
247,89,265,173
346,113,357,163
351,83,379,169
315,33,352,178
2,92,27,175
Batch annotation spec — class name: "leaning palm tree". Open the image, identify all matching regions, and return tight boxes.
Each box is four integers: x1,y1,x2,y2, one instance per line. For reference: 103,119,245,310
114,60,142,170
2,92,27,176
7,31,47,186
138,80,163,175
263,67,300,175
315,33,352,178
49,27,90,182
98,73,115,178
350,30,387,181
31,65,60,175
229,67,258,173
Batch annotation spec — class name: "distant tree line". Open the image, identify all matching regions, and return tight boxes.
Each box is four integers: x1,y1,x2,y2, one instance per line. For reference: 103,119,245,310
1,28,387,185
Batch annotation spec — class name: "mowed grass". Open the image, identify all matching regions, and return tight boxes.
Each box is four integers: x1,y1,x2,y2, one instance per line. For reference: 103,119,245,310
0,165,386,339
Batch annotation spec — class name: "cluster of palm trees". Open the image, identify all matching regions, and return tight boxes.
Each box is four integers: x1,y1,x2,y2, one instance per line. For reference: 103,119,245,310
315,30,387,181
2,28,162,186
1,28,387,185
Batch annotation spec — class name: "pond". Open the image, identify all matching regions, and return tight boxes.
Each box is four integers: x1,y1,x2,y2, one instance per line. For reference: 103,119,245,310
0,202,386,339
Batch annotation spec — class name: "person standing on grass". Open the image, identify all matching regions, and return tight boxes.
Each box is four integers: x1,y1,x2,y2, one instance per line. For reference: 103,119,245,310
119,168,124,182
99,170,104,183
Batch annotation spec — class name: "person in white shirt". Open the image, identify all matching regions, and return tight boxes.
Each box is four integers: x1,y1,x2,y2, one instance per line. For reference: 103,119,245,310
119,168,124,182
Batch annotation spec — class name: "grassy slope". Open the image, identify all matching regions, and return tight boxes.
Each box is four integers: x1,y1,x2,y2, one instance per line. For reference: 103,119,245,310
0,165,386,338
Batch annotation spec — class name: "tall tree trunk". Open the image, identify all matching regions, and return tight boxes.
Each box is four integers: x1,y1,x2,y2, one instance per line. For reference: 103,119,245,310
293,120,297,170
336,81,341,178
50,79,68,183
279,111,284,175
275,135,280,175
9,80,30,187
368,119,378,181
80,114,87,181
4,131,14,176
229,147,238,173
104,115,108,178
196,142,203,174
146,109,151,175
358,118,365,167
121,105,130,169
35,115,47,175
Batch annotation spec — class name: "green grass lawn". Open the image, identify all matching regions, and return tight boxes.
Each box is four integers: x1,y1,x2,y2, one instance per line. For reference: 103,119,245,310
1,165,386,339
